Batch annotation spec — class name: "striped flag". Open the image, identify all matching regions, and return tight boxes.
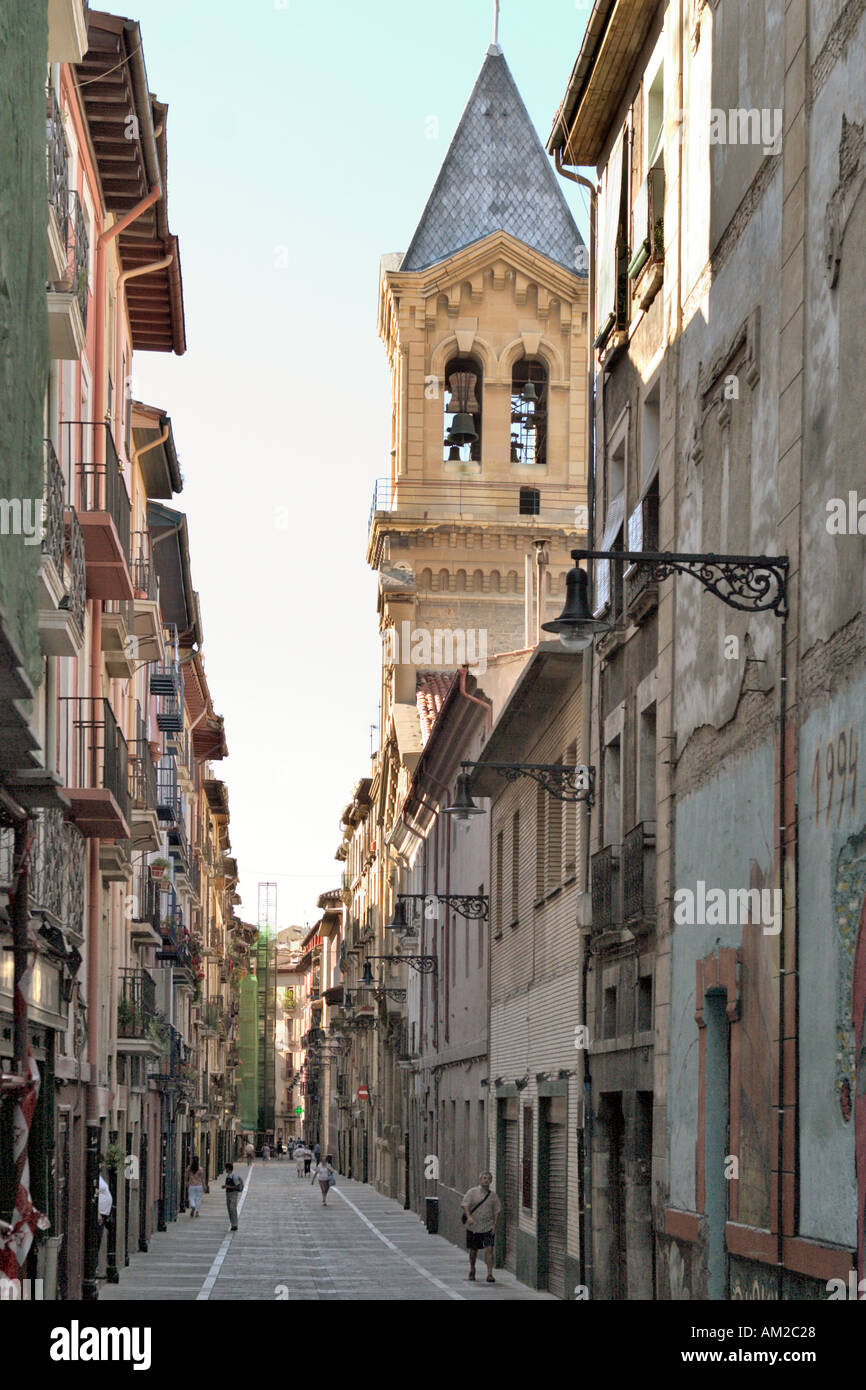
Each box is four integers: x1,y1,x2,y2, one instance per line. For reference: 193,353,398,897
0,1052,50,1280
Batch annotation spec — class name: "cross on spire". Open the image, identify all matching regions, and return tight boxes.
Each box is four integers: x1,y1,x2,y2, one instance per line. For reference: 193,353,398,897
492,0,500,47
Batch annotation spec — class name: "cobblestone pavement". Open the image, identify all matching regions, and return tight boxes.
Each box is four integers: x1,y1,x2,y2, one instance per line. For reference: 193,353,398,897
99,1160,555,1301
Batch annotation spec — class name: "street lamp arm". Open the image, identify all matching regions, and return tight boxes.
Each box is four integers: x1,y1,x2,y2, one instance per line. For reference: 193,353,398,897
570,550,789,617
461,761,595,805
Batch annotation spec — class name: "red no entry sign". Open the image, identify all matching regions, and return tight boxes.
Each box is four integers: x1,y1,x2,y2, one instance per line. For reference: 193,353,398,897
357,1084,369,1102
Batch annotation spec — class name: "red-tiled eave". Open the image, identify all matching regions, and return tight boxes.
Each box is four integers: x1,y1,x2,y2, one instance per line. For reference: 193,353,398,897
416,672,457,742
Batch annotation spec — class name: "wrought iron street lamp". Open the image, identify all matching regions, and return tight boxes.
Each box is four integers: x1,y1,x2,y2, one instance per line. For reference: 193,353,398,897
543,548,789,651
387,892,489,928
444,760,595,817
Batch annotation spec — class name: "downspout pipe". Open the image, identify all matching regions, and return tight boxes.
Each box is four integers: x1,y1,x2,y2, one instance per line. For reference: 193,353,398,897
553,147,598,1301
86,186,162,1136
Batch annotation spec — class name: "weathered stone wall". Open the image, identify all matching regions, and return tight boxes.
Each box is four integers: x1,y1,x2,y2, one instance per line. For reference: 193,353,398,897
0,0,48,685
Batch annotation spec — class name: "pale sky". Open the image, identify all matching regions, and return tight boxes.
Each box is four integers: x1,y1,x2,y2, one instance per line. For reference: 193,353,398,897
128,0,593,929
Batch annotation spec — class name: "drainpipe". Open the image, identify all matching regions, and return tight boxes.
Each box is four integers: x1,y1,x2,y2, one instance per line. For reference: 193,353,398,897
84,187,163,1196
130,425,169,476
553,149,598,1300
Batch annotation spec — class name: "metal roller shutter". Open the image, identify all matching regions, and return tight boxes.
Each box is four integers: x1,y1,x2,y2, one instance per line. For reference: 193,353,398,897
546,1118,567,1298
503,1118,519,1272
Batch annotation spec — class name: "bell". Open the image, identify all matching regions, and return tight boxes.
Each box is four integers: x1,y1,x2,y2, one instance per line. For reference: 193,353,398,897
522,379,539,404
449,412,477,445
510,438,521,463
542,562,612,652
387,898,408,931
343,991,353,1009
447,445,462,462
444,769,485,820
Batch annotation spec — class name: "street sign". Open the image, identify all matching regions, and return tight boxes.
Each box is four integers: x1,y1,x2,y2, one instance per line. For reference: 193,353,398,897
357,1084,369,1102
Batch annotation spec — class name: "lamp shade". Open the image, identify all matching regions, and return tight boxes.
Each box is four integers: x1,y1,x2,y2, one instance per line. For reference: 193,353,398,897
387,898,408,931
444,770,485,820
542,563,611,652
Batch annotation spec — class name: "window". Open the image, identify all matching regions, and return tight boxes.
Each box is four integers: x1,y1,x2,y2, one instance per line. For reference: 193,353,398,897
511,811,520,926
595,128,628,348
547,770,563,893
535,782,547,902
495,831,504,936
603,986,618,1039
637,973,653,1033
603,734,622,850
444,356,482,463
565,741,578,879
519,487,540,515
510,357,548,465
637,704,657,826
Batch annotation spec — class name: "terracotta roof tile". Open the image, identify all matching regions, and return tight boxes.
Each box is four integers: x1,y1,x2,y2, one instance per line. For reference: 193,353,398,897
416,672,457,742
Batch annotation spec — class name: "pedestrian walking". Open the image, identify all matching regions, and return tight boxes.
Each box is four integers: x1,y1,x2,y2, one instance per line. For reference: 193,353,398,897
288,1139,295,1160
313,1141,321,1163
460,1172,501,1284
262,1141,270,1161
303,1146,312,1176
186,1155,204,1218
245,1139,255,1167
223,1163,244,1231
312,1155,336,1206
97,1170,113,1240
294,1143,306,1179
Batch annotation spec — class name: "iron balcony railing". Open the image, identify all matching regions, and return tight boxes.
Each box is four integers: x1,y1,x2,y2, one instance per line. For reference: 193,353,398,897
118,968,157,1038
131,530,158,602
129,741,157,814
64,421,131,566
50,190,89,329
43,441,86,638
156,756,182,824
132,862,161,936
622,822,656,930
151,626,183,730
65,505,86,637
369,476,585,532
42,438,65,574
46,84,69,234
169,817,191,875
591,845,619,933
188,853,201,901
0,808,85,937
60,696,130,828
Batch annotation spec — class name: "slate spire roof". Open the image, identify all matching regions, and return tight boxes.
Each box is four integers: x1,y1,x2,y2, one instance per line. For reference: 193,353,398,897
401,45,585,275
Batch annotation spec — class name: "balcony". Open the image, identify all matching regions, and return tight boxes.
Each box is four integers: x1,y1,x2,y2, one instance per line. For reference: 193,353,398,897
102,599,136,678
48,192,88,360
129,741,160,853
622,823,656,936
368,477,586,537
0,807,85,938
63,423,132,599
591,845,620,939
60,696,130,839
155,886,185,963
130,531,163,661
130,863,162,948
46,85,69,282
116,968,166,1056
37,440,86,657
48,0,89,63
169,819,192,888
156,756,182,825
150,625,183,731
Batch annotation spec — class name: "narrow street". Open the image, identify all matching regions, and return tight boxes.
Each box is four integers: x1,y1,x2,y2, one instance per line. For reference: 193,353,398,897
99,1164,554,1302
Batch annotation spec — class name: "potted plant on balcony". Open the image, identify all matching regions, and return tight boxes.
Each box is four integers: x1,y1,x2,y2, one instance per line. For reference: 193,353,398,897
150,857,169,881
104,1141,126,1174
117,996,133,1032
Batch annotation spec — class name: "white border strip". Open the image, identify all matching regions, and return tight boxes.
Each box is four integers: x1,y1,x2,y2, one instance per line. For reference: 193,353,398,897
334,1187,464,1301
197,1166,252,1300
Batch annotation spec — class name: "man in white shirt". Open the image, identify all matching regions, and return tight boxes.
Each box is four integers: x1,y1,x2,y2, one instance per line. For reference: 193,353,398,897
460,1172,501,1284
97,1173,113,1240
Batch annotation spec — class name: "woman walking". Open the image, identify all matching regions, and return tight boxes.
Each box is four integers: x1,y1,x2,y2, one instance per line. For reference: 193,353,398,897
312,1154,336,1206
186,1155,204,1218
295,1143,306,1179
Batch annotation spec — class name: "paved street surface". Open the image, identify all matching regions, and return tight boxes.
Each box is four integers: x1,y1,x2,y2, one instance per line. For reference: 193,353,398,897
100,1160,555,1301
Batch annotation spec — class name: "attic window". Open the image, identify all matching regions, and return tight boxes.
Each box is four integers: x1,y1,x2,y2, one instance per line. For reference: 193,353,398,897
444,356,482,463
510,358,547,466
